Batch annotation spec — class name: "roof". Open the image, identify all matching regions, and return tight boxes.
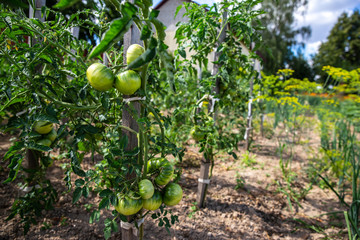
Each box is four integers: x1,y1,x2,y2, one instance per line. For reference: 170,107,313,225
154,0,195,10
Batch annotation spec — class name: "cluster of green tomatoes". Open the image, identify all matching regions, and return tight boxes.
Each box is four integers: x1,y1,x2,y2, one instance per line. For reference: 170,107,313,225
86,44,145,95
33,120,57,147
116,158,183,216
86,46,183,214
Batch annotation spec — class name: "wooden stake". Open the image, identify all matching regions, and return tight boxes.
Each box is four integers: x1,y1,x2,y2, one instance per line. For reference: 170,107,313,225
196,160,210,208
121,1,142,238
24,0,46,185
196,2,227,208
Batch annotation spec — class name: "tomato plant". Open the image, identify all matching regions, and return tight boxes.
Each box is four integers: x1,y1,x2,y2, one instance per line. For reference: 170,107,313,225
1,1,183,238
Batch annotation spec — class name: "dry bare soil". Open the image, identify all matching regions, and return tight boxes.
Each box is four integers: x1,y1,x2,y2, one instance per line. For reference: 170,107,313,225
0,125,348,240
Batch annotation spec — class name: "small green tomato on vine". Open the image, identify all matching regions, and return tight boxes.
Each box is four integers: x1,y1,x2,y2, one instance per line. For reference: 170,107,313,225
33,120,53,134
86,63,114,91
115,70,141,95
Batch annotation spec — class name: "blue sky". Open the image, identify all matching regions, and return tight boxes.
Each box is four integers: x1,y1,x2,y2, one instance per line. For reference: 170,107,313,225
153,0,360,59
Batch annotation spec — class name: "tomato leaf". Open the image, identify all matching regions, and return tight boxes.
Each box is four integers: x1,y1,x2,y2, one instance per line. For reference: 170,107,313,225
140,24,151,40
104,224,111,240
150,18,166,41
53,0,80,9
110,219,118,232
27,142,51,152
72,165,86,177
72,187,82,203
34,114,59,124
99,198,110,210
99,189,113,198
149,9,160,20
88,3,137,59
90,210,100,224
75,179,85,187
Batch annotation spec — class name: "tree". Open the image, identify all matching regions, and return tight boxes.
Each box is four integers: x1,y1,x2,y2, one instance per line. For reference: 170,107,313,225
288,51,315,81
258,0,311,74
313,9,360,80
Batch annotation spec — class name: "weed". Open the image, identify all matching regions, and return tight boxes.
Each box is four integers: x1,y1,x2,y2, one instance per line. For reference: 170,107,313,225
188,202,199,219
235,172,246,190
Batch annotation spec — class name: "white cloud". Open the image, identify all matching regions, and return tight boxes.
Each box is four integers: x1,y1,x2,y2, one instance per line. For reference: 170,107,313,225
295,0,359,57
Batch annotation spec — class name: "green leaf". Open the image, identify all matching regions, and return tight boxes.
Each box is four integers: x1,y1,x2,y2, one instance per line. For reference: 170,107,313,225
82,186,89,198
4,142,24,160
72,165,86,177
2,0,28,9
88,3,137,59
104,224,111,240
34,114,59,124
111,219,118,232
174,4,183,18
72,187,82,203
75,179,85,187
99,198,110,210
140,24,151,40
127,37,157,70
107,0,121,11
27,142,51,152
149,9,159,20
90,210,100,224
53,0,80,9
178,47,186,59
100,189,113,198
150,18,166,41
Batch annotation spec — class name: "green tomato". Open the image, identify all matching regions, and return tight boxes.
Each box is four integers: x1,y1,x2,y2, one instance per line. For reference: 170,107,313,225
37,138,52,147
138,179,154,199
115,194,143,216
147,158,174,186
126,44,145,67
45,128,57,142
86,63,114,91
34,120,53,135
190,126,205,141
163,183,183,206
143,190,162,211
115,70,141,95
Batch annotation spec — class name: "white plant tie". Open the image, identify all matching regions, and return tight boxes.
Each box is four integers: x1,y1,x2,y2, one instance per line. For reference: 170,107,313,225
209,95,220,113
16,109,28,117
247,98,253,117
120,218,144,236
123,97,146,104
21,184,40,193
198,178,210,184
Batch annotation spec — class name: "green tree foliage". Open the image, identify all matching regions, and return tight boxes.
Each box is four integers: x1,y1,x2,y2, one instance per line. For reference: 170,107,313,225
258,0,311,74
288,52,315,81
313,9,360,80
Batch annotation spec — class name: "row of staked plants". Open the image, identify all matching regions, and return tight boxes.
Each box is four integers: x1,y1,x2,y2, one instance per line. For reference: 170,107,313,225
253,66,360,238
0,0,265,239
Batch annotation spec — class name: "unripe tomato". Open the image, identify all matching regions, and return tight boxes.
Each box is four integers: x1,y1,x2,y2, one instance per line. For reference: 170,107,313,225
45,128,57,142
34,121,53,135
163,183,183,206
190,126,205,141
115,70,141,95
147,158,174,186
86,63,114,91
126,44,145,66
37,138,52,147
138,179,154,199
115,194,143,216
143,190,162,211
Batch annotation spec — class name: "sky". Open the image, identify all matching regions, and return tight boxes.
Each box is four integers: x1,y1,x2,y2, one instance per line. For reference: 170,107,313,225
153,0,360,60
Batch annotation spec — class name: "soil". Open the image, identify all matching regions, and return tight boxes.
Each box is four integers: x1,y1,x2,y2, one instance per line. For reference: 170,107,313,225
0,122,348,240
